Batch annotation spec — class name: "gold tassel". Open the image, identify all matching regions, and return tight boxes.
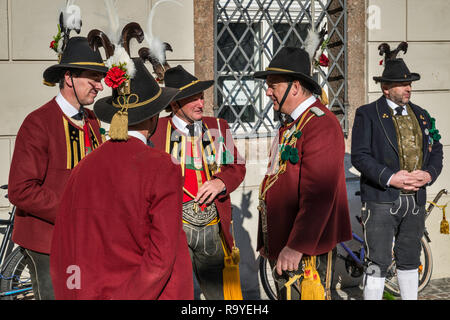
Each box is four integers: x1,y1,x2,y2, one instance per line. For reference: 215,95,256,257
300,256,325,300
441,207,449,234
221,227,243,300
320,88,329,106
109,110,129,141
429,201,449,235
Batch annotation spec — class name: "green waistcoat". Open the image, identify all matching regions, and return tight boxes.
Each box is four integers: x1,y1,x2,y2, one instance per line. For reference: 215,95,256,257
392,104,423,172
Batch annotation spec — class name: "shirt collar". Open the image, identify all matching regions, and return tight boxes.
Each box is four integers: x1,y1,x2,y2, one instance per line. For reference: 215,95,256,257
385,97,407,115
289,95,318,121
55,92,80,118
127,131,147,144
172,114,202,136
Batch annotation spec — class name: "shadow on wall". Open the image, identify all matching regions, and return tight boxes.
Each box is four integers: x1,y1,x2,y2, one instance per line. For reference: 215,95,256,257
232,190,261,300
193,153,365,299
193,190,261,300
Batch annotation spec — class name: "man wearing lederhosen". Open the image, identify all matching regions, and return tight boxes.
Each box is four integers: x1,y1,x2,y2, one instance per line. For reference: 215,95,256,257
151,66,246,299
351,42,443,300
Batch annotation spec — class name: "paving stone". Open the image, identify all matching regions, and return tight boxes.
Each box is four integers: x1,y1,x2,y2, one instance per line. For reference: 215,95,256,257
332,278,450,300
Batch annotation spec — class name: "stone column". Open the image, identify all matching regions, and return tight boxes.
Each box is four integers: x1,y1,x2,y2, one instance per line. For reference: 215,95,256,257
346,0,366,152
193,0,215,116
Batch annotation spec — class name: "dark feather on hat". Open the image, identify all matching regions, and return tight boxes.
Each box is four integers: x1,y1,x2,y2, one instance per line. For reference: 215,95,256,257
87,29,115,59
121,22,145,55
378,41,408,61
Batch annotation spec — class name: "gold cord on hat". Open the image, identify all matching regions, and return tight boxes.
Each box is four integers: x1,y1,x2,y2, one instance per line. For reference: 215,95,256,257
109,93,138,141
109,85,162,141
179,80,200,91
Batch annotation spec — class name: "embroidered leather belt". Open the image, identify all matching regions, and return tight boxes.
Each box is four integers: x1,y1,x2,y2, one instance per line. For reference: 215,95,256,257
182,200,218,226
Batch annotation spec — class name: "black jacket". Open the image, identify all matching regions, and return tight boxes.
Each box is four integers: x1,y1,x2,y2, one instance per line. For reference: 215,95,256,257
351,96,443,205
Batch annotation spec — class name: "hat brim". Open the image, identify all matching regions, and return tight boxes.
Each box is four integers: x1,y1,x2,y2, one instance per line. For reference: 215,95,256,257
94,87,179,125
172,80,214,101
43,63,109,84
253,70,322,96
373,73,421,83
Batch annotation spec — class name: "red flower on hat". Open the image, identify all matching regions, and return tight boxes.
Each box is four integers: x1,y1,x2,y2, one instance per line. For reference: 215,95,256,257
105,66,127,89
50,40,57,50
319,53,329,67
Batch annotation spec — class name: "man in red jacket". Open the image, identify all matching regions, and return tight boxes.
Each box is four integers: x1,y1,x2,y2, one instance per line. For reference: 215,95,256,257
8,36,108,299
151,65,246,299
253,47,352,300
50,55,193,299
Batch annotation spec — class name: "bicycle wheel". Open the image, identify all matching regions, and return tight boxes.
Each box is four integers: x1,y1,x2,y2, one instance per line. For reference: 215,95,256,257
259,256,277,300
384,236,433,296
0,247,34,300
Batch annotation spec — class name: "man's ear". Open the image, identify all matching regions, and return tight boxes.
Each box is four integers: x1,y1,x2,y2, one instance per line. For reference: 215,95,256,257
170,101,179,112
291,80,301,96
381,83,390,96
64,71,74,88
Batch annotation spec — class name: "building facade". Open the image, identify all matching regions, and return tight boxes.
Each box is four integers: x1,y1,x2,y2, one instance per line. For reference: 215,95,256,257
0,0,448,298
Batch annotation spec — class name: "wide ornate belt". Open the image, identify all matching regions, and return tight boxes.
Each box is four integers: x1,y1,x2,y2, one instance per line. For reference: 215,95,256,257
182,200,218,226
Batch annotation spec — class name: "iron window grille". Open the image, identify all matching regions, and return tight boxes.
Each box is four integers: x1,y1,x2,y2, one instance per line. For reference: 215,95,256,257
214,0,348,139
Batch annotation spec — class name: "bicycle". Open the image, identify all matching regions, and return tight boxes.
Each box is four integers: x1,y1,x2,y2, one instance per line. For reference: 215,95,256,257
259,188,447,300
0,184,34,300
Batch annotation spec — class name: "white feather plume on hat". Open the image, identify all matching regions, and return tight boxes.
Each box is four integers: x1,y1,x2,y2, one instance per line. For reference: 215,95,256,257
302,27,322,65
144,0,182,66
61,0,82,33
105,46,136,79
103,0,136,79
57,0,82,54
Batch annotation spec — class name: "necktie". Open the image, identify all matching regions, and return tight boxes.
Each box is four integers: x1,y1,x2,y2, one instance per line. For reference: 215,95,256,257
395,106,404,116
186,124,195,137
72,106,85,120
283,114,294,126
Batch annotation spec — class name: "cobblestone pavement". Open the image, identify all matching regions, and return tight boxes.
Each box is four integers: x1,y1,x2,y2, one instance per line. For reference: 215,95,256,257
332,278,450,300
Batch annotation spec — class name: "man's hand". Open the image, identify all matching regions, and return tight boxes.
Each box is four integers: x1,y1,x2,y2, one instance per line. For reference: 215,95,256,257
390,170,431,191
195,178,226,204
276,246,303,276
409,170,432,188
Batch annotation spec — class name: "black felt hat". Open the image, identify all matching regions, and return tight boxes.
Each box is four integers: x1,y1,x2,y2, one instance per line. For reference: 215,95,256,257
373,58,420,83
43,36,109,85
373,42,420,83
253,46,322,95
164,65,214,101
94,58,179,135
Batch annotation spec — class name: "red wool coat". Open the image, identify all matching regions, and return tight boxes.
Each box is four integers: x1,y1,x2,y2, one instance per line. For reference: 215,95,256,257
151,116,246,251
50,137,193,300
8,98,103,254
258,101,352,260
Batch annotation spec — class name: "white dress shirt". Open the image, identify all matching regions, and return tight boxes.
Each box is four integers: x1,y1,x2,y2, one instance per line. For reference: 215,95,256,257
55,92,80,118
289,95,318,121
385,97,408,115
172,114,202,136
